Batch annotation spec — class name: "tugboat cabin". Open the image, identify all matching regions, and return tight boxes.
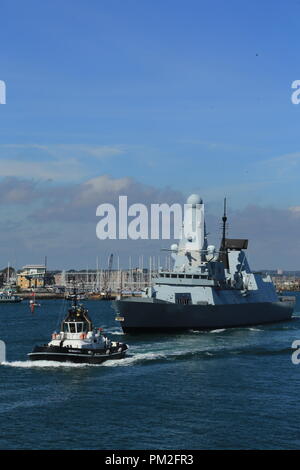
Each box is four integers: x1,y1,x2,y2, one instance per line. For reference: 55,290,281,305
61,304,93,334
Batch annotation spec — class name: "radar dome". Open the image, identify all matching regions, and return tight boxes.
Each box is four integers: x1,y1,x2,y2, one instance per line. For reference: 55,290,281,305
186,194,203,206
170,244,178,251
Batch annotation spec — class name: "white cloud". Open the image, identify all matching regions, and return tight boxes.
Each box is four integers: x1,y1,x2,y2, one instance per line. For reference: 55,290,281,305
0,157,83,181
0,143,127,181
289,206,300,215
259,151,300,179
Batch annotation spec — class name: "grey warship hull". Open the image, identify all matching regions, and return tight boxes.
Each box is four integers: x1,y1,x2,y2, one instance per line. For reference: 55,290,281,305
114,297,295,333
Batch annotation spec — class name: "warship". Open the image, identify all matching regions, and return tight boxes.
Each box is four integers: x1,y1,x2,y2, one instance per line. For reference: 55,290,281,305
114,195,295,333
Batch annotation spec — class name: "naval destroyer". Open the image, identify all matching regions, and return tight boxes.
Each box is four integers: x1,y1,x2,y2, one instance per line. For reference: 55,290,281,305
114,195,295,332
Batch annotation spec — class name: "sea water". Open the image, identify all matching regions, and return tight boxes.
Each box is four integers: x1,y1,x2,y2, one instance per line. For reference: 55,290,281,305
0,294,299,450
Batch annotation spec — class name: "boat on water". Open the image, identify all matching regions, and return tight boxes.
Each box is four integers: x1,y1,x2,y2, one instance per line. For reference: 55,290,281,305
114,194,296,333
28,292,128,363
65,292,87,301
100,291,116,301
0,290,22,303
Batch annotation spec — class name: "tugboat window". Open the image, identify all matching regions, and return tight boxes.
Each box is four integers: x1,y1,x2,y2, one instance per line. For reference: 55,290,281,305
77,323,83,333
70,323,76,333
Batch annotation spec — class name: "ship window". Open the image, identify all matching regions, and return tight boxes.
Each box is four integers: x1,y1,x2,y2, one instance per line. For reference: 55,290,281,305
179,274,184,278
193,275,200,279
76,323,83,333
186,275,192,279
175,293,192,305
171,274,177,278
69,323,76,333
160,274,165,277
165,274,170,278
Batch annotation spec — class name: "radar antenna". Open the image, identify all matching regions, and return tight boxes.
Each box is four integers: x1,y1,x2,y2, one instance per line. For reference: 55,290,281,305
221,197,227,248
219,197,229,269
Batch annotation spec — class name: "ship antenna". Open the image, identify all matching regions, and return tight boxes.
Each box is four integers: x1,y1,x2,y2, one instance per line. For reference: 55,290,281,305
222,197,227,247
219,197,229,268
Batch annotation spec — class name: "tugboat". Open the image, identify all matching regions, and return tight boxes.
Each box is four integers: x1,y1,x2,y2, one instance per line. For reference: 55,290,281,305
28,292,128,363
114,194,295,332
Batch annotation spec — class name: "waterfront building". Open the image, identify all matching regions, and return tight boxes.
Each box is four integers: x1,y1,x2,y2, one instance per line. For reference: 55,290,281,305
17,265,48,289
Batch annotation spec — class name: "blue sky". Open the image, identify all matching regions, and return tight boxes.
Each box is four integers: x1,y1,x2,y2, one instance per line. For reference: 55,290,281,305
0,0,300,269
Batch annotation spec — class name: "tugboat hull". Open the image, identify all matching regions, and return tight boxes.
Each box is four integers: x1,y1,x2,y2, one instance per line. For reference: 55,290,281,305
114,297,295,333
28,345,128,364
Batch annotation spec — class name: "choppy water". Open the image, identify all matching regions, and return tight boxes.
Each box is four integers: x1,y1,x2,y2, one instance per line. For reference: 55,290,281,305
0,294,300,449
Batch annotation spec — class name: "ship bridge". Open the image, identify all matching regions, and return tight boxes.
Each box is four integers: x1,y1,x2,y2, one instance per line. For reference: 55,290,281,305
156,271,216,287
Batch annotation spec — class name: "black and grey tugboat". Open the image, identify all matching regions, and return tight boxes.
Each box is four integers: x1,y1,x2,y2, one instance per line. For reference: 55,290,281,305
28,293,128,363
